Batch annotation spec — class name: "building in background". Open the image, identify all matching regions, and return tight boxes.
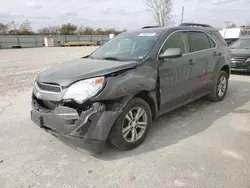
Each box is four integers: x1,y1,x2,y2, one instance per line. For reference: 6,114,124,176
219,27,250,46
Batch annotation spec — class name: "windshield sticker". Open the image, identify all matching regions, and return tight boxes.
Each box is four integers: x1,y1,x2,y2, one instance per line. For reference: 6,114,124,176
139,33,156,36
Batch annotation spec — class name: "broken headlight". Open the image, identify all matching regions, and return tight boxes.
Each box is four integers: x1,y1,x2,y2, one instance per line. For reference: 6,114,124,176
245,57,250,62
63,77,105,104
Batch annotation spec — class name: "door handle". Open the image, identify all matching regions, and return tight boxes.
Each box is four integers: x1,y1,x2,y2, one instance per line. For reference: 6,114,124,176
188,59,194,65
213,52,221,57
213,52,222,56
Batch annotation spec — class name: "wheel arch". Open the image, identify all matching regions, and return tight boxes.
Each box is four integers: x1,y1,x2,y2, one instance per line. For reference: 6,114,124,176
134,90,158,120
105,90,158,121
220,65,230,78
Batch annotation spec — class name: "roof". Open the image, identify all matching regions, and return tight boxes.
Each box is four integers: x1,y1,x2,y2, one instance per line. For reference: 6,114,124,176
123,27,168,36
174,26,217,32
179,23,212,28
125,26,216,36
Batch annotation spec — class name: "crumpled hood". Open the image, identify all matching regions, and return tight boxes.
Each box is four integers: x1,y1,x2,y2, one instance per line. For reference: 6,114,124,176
38,58,137,87
230,48,250,57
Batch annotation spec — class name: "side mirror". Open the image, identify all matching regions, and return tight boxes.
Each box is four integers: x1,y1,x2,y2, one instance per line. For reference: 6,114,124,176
159,48,183,60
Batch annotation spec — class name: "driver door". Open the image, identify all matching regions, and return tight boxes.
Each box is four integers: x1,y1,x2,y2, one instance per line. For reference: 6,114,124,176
158,31,195,112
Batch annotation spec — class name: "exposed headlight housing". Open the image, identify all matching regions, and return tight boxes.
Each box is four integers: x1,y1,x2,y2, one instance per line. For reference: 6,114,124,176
245,57,250,62
63,77,105,104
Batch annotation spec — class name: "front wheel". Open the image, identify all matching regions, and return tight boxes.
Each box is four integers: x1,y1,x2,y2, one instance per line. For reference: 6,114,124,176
108,97,152,150
208,70,229,102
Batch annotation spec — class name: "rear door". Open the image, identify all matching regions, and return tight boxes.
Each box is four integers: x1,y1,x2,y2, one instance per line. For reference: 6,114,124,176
158,31,195,111
188,31,217,94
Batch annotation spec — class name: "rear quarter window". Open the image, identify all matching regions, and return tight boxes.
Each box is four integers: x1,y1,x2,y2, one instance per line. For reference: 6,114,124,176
208,36,216,48
211,31,228,46
189,31,211,51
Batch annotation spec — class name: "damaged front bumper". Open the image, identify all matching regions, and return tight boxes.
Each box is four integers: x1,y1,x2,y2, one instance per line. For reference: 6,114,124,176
31,96,120,153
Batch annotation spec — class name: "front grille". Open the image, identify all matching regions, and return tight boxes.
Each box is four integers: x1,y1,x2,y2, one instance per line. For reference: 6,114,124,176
231,57,248,64
36,82,62,93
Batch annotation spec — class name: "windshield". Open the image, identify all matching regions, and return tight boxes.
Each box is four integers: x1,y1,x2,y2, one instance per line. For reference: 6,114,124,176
230,38,250,49
90,32,160,61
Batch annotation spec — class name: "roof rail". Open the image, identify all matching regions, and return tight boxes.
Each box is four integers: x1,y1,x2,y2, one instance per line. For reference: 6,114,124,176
141,26,160,29
179,23,212,28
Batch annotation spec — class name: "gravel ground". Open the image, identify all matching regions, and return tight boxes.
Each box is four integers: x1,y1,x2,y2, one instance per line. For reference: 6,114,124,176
0,47,96,96
0,47,250,188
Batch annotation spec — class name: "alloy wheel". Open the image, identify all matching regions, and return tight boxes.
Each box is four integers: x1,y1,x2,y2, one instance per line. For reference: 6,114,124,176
122,107,148,143
217,75,227,97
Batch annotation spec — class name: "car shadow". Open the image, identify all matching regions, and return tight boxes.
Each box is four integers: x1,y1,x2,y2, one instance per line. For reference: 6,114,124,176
231,71,250,76
92,80,250,161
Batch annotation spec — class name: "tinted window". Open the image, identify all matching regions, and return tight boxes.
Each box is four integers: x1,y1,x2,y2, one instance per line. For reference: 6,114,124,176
208,37,216,48
211,31,227,46
190,31,210,51
161,32,190,54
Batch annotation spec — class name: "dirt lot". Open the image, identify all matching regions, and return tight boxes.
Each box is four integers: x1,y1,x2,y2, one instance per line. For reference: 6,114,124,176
0,47,250,188
0,47,96,96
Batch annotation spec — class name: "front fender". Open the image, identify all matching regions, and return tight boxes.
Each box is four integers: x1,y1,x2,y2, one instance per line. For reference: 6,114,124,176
88,64,158,143
93,65,157,101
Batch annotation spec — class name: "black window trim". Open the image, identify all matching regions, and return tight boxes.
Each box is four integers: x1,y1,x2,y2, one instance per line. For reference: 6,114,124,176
157,30,217,60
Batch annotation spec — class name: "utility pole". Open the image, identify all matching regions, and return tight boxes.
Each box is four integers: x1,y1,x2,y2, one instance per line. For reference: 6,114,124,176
225,21,231,28
224,21,231,37
181,7,184,23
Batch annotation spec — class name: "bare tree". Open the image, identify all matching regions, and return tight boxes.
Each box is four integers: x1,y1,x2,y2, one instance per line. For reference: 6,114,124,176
76,26,95,35
146,0,172,26
18,19,34,35
38,26,60,35
0,23,8,34
6,21,18,34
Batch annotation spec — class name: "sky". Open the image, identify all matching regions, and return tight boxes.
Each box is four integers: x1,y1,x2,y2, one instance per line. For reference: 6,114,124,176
0,0,249,31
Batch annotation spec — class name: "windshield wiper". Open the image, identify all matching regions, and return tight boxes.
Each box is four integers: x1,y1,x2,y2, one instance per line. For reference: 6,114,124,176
102,57,123,61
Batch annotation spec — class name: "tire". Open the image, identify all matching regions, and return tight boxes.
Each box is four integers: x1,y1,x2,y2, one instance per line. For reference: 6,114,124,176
108,97,152,150
208,70,229,102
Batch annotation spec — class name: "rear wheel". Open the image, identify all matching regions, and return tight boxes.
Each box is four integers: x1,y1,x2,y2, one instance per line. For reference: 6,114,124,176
208,70,229,102
108,97,152,150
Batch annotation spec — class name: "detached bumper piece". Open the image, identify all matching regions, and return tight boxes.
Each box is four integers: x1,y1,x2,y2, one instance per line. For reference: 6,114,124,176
31,97,120,153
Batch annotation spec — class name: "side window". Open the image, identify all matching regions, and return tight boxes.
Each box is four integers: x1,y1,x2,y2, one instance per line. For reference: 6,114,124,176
190,31,210,51
208,36,216,48
160,31,190,54
211,31,227,46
